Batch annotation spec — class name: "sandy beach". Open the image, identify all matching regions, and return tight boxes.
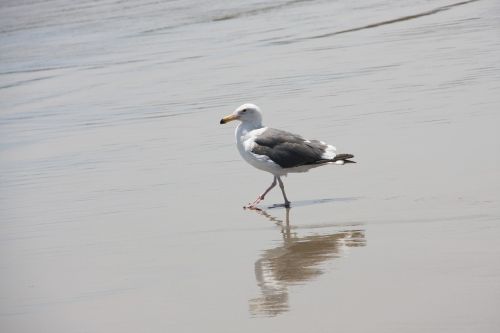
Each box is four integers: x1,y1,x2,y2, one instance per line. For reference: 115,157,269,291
1,0,500,332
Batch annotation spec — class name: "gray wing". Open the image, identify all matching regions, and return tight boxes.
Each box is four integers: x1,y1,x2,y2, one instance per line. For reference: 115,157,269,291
251,128,328,168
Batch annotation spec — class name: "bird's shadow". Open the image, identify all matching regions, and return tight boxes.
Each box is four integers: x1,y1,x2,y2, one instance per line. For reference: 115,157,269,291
248,196,361,211
245,202,366,317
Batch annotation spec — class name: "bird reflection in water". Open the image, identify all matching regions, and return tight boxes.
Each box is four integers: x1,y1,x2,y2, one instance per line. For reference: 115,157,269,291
248,207,365,317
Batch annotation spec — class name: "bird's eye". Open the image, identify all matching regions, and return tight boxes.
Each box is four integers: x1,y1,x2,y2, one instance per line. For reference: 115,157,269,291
242,109,247,113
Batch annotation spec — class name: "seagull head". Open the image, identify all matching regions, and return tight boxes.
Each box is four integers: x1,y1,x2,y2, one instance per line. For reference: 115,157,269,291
220,103,263,127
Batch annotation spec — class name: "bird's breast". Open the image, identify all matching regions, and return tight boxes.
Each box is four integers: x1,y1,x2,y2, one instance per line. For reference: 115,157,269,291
235,129,285,175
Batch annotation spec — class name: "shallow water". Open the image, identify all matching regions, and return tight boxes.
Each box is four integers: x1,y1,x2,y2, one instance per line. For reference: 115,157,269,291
1,0,500,332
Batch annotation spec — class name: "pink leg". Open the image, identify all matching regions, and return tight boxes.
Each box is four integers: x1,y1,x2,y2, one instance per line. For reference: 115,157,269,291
245,176,277,209
277,176,291,207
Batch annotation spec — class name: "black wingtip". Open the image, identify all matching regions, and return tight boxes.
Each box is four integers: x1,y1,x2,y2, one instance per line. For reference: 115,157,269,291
332,153,355,162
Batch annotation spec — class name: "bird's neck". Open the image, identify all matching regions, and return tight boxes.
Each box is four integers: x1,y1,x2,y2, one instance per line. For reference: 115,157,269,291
236,121,263,136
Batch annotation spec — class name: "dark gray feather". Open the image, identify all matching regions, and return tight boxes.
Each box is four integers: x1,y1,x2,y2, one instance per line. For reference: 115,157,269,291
332,153,354,161
252,128,329,168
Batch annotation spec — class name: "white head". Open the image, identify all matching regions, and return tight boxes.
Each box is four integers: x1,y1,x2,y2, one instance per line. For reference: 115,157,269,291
220,103,263,127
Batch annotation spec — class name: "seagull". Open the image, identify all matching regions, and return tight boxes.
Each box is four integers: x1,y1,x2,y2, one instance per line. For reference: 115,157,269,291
220,103,355,209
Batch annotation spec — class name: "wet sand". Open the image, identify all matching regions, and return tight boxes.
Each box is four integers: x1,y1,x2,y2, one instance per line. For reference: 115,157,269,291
1,0,500,332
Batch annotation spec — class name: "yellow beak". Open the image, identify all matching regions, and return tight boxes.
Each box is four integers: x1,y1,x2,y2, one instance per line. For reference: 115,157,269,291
220,114,239,124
